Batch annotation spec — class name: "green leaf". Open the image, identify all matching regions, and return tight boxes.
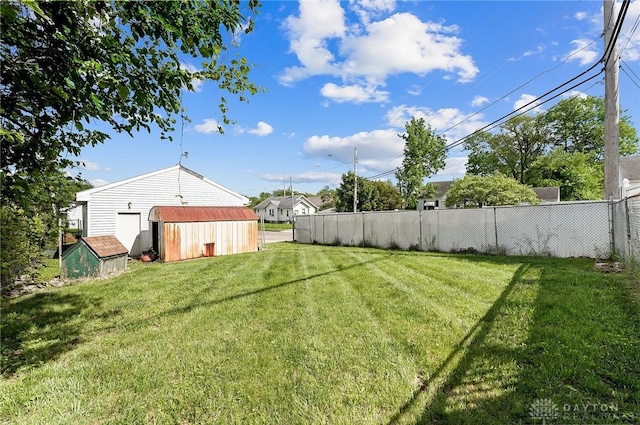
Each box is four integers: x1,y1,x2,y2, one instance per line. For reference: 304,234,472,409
117,85,129,101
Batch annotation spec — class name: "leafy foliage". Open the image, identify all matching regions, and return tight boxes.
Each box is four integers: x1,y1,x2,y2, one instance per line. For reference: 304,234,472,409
1,0,260,182
0,0,259,284
464,96,639,201
445,174,539,208
395,117,446,209
335,172,402,212
527,150,604,201
465,115,550,184
542,96,639,158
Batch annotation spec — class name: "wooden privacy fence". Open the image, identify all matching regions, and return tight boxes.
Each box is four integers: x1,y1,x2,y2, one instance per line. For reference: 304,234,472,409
294,201,628,259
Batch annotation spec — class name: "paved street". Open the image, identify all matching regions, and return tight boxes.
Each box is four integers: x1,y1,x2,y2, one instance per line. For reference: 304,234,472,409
261,229,293,244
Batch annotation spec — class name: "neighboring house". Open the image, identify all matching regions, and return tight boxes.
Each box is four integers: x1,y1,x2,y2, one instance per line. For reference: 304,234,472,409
621,155,640,198
416,181,455,210
416,180,560,209
254,195,318,222
532,187,560,203
75,164,248,257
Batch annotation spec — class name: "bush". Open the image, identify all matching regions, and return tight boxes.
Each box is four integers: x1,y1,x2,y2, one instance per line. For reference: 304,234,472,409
1,205,44,286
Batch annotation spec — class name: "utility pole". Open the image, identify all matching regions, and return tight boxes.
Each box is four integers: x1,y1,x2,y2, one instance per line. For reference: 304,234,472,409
353,147,358,212
604,0,620,200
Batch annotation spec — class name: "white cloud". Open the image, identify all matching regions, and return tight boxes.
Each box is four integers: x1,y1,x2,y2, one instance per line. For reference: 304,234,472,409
340,13,478,82
261,171,342,184
407,85,422,96
513,94,544,114
523,44,546,57
180,62,204,92
564,39,599,66
77,160,108,171
572,2,640,63
385,104,487,143
247,121,274,136
620,1,640,61
90,179,110,188
561,90,588,100
304,128,404,173
320,82,389,103
349,0,396,25
470,95,489,107
279,3,479,102
194,118,220,134
433,156,467,178
280,0,345,85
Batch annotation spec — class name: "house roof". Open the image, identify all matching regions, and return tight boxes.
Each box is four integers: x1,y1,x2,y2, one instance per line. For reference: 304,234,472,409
254,195,317,210
621,156,640,181
532,187,560,202
306,196,323,208
76,164,248,204
420,181,455,199
81,236,128,258
149,206,258,222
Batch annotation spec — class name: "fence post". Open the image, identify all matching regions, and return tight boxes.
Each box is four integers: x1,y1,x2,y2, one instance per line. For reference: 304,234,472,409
625,198,632,259
419,210,423,251
493,207,499,253
608,200,615,259
362,212,365,248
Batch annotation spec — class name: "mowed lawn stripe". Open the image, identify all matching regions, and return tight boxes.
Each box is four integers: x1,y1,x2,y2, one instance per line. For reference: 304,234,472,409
2,244,638,425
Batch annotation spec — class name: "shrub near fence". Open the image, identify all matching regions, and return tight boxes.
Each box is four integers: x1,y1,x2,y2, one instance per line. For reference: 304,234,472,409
296,201,620,259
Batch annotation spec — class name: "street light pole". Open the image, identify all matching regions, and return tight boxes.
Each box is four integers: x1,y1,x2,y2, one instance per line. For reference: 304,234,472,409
353,147,358,212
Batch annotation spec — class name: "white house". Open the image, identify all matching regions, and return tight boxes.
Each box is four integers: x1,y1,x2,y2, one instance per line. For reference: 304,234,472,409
75,164,248,257
621,155,640,198
254,195,318,223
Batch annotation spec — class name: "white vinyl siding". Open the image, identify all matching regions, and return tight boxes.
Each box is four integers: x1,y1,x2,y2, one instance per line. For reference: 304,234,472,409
79,166,247,253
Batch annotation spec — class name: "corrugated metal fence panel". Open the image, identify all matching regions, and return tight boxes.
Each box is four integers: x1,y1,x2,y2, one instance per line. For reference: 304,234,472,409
295,201,614,258
339,213,364,246
435,208,494,253
629,196,640,261
295,216,313,244
496,202,610,258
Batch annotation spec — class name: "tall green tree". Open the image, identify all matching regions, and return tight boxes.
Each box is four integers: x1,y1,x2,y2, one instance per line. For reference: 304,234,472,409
465,115,550,184
542,96,639,158
1,0,260,194
527,150,604,201
395,117,446,209
334,173,402,212
0,0,260,283
445,174,538,208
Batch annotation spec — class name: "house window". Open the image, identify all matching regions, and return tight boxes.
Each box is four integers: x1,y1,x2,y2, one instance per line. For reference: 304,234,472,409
269,208,274,216
287,210,289,217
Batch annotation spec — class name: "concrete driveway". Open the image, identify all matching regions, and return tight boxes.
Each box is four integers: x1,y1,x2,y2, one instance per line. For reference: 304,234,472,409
261,229,294,244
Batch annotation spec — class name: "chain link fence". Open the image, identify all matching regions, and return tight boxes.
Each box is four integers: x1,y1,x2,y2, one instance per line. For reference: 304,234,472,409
611,194,640,265
296,200,631,259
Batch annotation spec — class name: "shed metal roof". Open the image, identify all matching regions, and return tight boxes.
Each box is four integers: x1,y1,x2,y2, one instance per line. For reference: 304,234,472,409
150,206,258,222
81,236,129,258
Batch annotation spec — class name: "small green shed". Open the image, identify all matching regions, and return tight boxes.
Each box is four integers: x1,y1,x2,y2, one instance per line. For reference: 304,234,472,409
62,235,128,279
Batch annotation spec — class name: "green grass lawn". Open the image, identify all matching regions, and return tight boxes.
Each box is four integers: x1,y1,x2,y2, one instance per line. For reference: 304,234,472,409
2,244,639,424
261,222,293,231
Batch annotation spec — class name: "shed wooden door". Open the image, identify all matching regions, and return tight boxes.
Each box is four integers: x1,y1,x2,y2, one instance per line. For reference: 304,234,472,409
116,213,141,257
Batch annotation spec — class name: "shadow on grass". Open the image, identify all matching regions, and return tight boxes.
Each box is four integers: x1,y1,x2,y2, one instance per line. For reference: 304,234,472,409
386,253,640,424
1,292,100,378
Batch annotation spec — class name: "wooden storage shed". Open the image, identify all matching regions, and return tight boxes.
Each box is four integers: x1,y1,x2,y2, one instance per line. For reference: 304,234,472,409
62,235,128,279
148,206,259,262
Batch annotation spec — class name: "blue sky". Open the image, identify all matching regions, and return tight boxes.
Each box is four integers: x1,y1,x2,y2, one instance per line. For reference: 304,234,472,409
73,0,640,197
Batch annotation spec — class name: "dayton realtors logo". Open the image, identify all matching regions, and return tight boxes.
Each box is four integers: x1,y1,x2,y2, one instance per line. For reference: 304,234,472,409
529,398,630,424
529,398,560,424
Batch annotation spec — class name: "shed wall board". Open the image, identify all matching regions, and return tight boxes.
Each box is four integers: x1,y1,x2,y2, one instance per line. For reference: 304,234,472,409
79,166,246,254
